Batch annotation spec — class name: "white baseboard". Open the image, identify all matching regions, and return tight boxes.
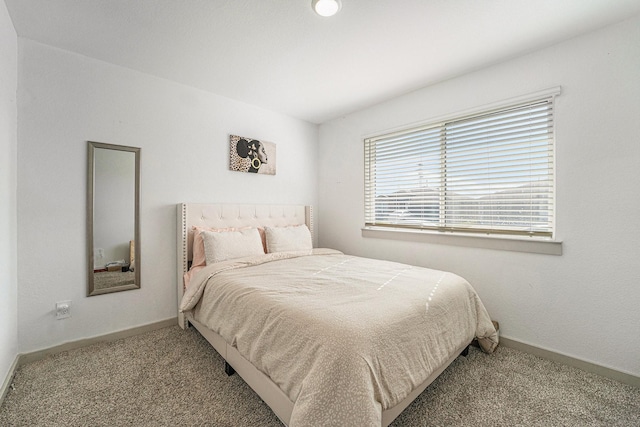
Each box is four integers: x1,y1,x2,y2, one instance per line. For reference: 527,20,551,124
1,317,178,407
18,317,177,367
0,317,178,406
0,354,20,407
500,336,640,388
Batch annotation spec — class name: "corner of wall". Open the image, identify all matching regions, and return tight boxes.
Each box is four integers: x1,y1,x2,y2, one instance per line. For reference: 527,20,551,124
0,0,19,402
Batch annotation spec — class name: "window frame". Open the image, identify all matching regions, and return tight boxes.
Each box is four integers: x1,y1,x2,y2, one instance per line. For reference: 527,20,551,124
364,87,561,244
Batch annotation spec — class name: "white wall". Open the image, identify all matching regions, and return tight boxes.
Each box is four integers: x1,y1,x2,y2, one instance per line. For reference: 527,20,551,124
318,15,640,377
17,40,318,353
0,0,18,386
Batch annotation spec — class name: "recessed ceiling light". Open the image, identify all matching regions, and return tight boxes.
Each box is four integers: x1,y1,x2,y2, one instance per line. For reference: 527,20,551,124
312,0,342,17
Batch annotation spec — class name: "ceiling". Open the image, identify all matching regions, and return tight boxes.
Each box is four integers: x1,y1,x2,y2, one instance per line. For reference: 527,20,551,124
5,0,640,124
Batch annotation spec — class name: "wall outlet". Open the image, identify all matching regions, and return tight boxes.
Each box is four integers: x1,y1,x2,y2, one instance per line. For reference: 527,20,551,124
56,301,71,320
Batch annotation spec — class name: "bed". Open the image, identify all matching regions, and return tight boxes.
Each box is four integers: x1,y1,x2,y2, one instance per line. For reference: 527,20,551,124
177,203,498,426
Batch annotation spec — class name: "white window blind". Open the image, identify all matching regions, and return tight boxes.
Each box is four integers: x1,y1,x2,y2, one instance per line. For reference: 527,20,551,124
364,95,556,238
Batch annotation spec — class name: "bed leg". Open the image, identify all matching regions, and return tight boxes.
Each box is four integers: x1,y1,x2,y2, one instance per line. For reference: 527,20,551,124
224,361,236,376
460,345,470,357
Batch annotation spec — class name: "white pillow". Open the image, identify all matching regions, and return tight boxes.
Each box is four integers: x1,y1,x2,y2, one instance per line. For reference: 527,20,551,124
202,228,265,264
265,225,312,253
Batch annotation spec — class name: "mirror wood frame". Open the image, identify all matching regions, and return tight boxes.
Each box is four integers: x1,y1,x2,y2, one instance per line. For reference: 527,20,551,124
87,141,141,296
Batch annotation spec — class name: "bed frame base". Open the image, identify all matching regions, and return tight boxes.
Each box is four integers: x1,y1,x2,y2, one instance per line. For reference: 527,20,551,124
186,312,469,427
177,204,471,426
224,361,235,376
187,313,295,425
461,345,469,357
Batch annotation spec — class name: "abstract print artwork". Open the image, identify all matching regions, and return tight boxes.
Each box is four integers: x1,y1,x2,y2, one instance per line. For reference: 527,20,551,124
229,134,276,175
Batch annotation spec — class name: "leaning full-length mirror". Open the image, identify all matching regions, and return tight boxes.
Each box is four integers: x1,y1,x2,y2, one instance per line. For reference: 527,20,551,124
87,141,140,296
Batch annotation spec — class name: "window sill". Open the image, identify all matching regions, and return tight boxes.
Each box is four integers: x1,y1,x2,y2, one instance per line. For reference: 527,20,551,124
361,226,562,255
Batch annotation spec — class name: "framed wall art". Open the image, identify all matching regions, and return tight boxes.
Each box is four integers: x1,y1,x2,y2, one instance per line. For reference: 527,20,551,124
229,134,276,175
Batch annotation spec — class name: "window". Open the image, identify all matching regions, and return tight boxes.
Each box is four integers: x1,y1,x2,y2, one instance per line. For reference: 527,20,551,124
364,92,557,238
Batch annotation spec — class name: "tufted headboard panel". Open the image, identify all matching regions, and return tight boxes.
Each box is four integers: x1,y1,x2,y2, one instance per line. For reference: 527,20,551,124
176,203,313,327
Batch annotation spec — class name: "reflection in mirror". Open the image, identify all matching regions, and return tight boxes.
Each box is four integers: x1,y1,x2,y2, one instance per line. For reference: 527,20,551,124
87,141,140,296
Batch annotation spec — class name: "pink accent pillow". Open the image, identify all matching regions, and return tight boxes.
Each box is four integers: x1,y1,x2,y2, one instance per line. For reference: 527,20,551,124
183,266,204,289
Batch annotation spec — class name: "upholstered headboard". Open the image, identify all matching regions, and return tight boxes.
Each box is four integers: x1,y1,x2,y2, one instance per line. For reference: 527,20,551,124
176,203,313,327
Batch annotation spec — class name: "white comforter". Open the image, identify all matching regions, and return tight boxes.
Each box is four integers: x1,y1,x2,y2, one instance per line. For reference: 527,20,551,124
180,249,498,426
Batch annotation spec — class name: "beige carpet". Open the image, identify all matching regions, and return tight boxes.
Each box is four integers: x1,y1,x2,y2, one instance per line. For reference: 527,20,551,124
1,326,638,426
93,270,135,290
